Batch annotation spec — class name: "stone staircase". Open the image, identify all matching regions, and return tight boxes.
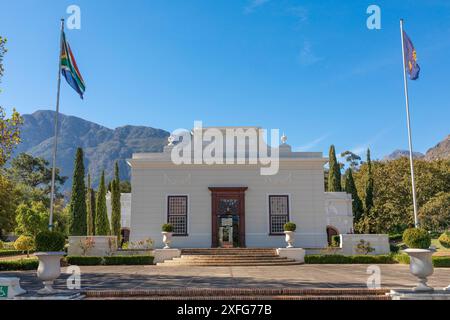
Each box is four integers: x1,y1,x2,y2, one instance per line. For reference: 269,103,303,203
156,248,302,266
84,288,392,300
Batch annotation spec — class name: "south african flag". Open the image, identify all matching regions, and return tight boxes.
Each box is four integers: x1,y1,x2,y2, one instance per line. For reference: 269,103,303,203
60,32,85,99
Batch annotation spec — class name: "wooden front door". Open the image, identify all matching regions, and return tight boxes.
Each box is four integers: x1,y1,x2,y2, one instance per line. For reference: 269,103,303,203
209,187,247,248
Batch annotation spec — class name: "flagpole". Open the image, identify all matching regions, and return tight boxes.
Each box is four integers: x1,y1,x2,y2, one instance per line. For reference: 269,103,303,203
49,19,65,231
400,19,419,227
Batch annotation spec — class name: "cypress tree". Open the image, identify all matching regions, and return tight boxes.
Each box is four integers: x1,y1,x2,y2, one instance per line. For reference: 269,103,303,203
327,145,342,192
344,168,364,221
365,149,374,213
86,173,96,236
95,171,110,235
69,148,87,236
111,162,121,240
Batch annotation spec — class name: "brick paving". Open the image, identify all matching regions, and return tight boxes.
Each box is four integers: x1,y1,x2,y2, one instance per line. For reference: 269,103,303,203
1,264,450,297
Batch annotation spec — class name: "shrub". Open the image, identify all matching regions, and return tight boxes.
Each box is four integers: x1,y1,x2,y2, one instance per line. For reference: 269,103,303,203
66,256,104,266
162,223,173,232
438,232,450,248
393,253,410,264
402,228,431,249
104,255,154,265
0,240,3,250
305,254,395,264
0,259,39,271
14,235,35,257
390,243,400,253
283,222,296,232
0,250,34,257
331,235,340,247
35,231,66,252
432,256,450,268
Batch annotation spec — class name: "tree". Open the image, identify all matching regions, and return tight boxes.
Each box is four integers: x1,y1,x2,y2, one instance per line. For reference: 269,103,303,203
0,173,20,240
119,180,131,193
86,173,96,236
327,145,342,192
364,149,374,213
353,158,450,234
419,192,450,232
15,201,48,237
69,148,87,236
344,168,364,222
95,171,110,235
7,153,67,205
340,150,362,170
111,162,121,240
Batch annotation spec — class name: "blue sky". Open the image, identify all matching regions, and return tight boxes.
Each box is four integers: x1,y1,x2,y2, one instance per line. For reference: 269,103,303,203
1,0,449,160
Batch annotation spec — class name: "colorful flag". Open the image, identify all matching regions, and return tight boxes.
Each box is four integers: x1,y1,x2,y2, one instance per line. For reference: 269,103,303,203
403,31,420,80
60,32,86,99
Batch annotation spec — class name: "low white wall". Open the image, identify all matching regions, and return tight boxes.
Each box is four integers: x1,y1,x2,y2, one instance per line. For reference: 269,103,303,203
340,234,390,256
68,236,118,257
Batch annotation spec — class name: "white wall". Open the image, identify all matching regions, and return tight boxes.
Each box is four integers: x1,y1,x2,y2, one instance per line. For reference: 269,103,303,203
324,192,354,234
106,193,131,229
129,163,329,249
340,234,390,255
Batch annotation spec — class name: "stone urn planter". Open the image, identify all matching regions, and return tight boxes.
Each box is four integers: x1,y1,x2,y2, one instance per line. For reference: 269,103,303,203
404,248,434,292
161,223,174,249
35,252,65,294
162,232,173,249
402,228,434,292
34,230,66,295
284,231,295,248
283,222,297,248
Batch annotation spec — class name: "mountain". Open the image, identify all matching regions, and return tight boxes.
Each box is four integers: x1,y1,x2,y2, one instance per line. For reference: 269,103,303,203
425,135,450,161
14,110,169,192
383,135,450,162
383,149,425,161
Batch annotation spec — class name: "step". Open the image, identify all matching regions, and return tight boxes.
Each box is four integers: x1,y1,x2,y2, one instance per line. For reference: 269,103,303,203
84,288,391,300
177,255,282,260
157,261,302,266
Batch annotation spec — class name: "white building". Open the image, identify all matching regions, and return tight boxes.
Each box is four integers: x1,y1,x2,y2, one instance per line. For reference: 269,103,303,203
127,127,353,249
106,192,132,242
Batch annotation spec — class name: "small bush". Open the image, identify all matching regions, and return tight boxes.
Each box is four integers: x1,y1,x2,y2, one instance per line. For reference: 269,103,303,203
393,253,410,264
305,254,395,264
331,235,340,247
0,240,3,250
432,256,450,268
390,243,400,253
0,250,35,257
104,255,154,265
66,256,104,266
162,224,173,232
402,228,431,249
14,235,35,257
438,232,450,248
35,231,66,252
283,222,297,232
0,259,39,271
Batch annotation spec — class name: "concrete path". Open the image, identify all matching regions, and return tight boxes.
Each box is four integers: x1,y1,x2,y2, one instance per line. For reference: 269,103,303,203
1,264,450,296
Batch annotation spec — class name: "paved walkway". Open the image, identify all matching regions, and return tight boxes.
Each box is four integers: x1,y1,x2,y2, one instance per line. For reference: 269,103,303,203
1,264,450,296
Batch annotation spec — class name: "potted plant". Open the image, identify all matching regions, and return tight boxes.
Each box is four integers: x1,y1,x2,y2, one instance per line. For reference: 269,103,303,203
34,230,66,294
161,224,174,249
402,228,433,292
283,222,297,248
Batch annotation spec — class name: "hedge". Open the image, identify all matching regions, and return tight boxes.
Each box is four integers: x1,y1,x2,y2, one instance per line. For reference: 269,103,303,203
0,250,34,257
65,255,154,266
0,259,39,271
305,254,395,264
65,256,104,266
394,254,450,267
104,255,154,265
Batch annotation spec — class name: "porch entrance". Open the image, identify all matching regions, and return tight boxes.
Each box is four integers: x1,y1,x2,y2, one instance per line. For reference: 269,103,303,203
209,187,247,248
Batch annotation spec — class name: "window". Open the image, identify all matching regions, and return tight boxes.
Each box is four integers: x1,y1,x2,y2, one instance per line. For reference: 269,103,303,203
269,195,290,234
167,196,188,236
